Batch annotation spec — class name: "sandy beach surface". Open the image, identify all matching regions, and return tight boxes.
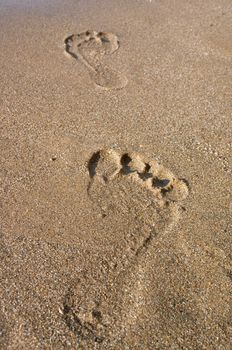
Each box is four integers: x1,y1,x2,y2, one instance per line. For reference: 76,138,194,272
1,0,232,349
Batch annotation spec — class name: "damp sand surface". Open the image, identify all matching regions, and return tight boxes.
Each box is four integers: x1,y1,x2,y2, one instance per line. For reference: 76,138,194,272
0,0,232,349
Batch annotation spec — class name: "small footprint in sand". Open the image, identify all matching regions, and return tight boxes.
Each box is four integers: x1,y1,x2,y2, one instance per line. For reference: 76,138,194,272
64,30,128,90
63,148,189,346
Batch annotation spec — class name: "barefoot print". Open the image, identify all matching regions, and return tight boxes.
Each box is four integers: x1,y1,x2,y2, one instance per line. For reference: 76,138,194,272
63,148,189,348
64,31,128,90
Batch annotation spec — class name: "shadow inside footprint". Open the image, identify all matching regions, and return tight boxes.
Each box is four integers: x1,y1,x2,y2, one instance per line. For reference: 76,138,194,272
153,177,171,188
88,151,101,178
120,153,133,174
64,30,128,90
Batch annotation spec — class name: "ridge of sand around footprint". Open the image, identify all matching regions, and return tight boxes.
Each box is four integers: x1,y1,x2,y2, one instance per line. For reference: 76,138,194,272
62,148,189,348
64,30,128,90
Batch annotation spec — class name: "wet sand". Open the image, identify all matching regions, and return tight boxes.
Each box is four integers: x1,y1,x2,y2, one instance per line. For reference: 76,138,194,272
0,0,232,349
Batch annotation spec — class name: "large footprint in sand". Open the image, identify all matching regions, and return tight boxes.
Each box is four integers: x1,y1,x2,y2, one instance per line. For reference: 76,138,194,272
63,149,189,347
64,30,128,90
